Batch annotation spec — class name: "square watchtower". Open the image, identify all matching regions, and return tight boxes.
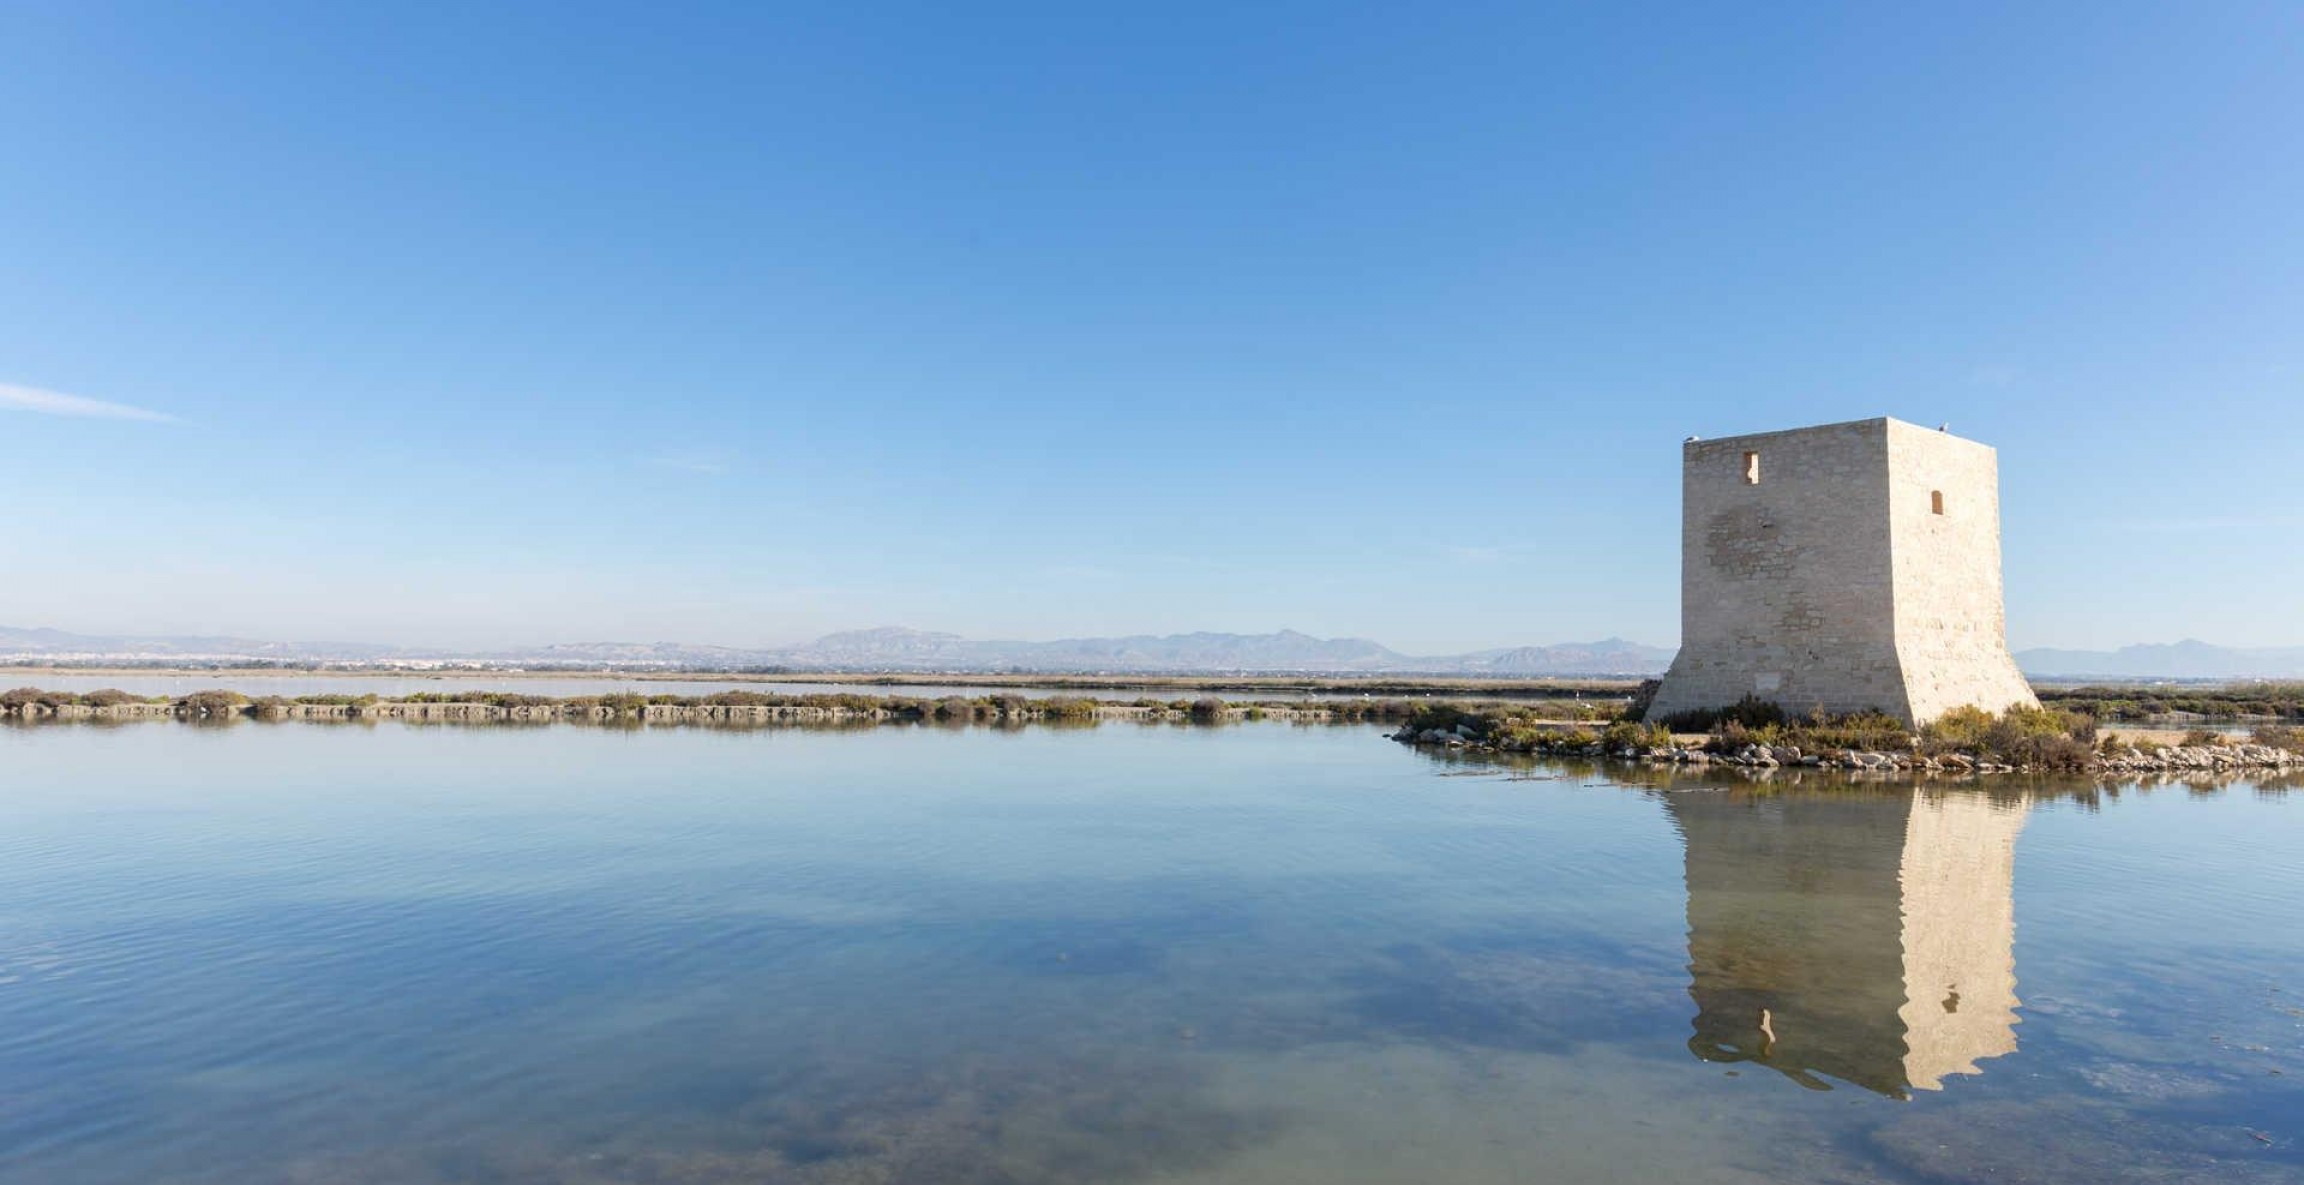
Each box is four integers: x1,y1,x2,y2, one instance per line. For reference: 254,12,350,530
1643,417,2037,726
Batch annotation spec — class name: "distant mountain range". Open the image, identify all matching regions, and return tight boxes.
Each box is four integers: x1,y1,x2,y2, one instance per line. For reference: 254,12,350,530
778,627,1677,675
2011,640,2304,681
0,625,408,662
0,623,1673,676
4,624,2298,680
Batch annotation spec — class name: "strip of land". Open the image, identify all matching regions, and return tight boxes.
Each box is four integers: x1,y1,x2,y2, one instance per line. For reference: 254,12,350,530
7,683,2298,779
0,666,1641,699
0,687,1525,727
5,667,2295,719
1394,699,2303,776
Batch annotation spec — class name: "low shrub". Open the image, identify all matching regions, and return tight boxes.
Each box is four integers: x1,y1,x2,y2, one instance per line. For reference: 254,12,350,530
1919,703,2094,767
1923,705,1997,751
1550,727,1603,750
2251,725,2303,752
1325,698,1416,723
1794,710,1910,754
933,697,987,720
1601,720,1672,752
176,689,248,715
1703,720,1773,754
1658,694,1788,734
1993,730,2097,771
401,691,559,709
1039,696,1099,721
1405,702,1485,737
2043,682,2304,723
701,691,783,707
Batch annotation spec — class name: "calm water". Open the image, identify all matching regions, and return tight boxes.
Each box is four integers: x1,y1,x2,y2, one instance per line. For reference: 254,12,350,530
1,723,2298,1184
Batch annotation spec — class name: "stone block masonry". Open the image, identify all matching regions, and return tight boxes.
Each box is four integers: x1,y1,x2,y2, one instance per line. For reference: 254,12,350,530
1644,417,2038,727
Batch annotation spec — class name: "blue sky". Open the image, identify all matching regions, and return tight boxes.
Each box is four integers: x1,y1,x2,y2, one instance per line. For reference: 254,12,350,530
3,2,2298,653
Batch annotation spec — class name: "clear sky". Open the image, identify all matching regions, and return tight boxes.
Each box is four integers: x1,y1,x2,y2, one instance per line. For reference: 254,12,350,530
3,2,2298,654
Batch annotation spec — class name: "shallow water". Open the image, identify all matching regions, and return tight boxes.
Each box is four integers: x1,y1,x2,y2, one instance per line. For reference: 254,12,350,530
1,723,2298,1184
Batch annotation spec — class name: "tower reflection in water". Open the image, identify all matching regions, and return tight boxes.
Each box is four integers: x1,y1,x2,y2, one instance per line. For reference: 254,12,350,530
1666,787,2029,1098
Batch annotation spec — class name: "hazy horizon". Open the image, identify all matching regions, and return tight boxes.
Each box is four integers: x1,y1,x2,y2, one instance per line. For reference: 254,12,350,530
5,5,2299,653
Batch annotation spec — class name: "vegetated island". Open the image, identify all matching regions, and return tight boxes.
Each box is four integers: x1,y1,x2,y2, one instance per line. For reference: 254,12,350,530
1393,683,2304,777
6,682,2300,779
0,686,1524,728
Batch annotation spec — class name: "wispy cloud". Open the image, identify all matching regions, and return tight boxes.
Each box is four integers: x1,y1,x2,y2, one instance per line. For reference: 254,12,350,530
0,382,177,423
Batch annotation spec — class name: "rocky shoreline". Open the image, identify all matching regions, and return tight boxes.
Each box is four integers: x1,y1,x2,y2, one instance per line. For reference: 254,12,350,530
1391,725,2304,776
12,687,2295,779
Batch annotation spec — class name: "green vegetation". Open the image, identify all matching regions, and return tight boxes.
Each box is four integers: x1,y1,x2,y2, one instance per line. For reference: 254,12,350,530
1401,702,1672,755
1423,693,2139,773
1039,696,1100,722
396,690,558,707
1637,696,2106,770
1917,704,2096,771
2,686,166,709
0,686,1440,728
2249,725,2303,752
178,690,250,715
1707,710,1911,756
1686,703,2096,770
2112,732,2166,756
4,680,2290,781
1319,698,1422,723
2040,683,2304,723
1654,694,1793,735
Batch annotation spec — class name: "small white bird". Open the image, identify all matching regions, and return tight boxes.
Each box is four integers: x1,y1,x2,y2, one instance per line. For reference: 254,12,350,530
1685,435,1701,443
1938,423,1950,432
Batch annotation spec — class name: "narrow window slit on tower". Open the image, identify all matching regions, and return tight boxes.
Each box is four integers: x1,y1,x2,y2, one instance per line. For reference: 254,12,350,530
1931,490,1945,515
1743,452,1760,484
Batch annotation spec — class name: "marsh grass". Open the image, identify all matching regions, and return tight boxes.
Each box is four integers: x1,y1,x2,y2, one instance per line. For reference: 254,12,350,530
0,685,1435,728
2043,682,2304,722
1918,704,2096,770
2250,724,2303,752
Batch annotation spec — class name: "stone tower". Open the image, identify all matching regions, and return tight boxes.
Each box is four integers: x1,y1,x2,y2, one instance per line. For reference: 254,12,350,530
1644,417,2037,726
